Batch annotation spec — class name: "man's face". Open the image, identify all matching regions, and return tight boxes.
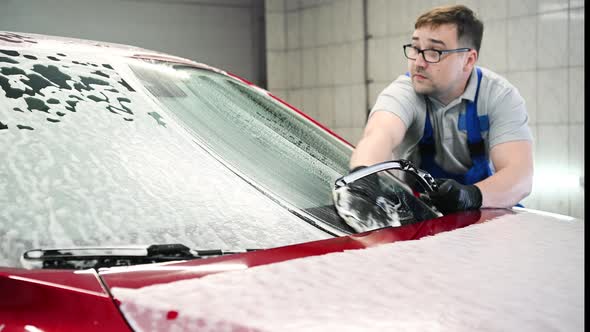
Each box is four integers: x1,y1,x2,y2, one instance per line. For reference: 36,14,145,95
408,23,471,100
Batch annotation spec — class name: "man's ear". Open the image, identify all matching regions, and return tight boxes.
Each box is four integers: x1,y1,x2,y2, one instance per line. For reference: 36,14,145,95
464,49,478,72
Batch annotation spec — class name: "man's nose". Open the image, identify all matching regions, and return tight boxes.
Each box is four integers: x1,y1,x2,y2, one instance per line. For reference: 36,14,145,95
414,52,428,68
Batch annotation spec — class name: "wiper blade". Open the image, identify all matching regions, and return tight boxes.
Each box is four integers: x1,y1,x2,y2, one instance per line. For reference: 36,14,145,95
21,244,259,270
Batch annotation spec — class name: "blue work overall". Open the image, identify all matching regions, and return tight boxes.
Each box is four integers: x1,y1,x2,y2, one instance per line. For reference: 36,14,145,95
406,69,523,207
414,67,492,185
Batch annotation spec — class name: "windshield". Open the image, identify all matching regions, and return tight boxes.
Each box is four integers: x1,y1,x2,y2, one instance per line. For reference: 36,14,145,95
0,47,438,268
127,61,356,231
0,49,335,267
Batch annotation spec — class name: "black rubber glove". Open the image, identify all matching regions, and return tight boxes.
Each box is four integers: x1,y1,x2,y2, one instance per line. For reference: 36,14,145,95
332,166,403,232
422,178,482,214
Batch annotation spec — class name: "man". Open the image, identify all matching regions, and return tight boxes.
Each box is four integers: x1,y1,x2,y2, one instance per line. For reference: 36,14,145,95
333,5,533,232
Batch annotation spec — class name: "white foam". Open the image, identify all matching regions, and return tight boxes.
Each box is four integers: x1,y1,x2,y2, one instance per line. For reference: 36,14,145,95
113,212,584,331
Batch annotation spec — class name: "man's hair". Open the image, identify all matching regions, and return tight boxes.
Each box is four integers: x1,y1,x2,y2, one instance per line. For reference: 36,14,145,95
415,5,484,53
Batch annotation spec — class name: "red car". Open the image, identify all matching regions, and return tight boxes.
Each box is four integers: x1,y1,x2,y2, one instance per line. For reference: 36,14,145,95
0,32,583,331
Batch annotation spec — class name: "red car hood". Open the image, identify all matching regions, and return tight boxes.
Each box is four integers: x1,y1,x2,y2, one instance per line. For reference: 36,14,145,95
0,268,131,331
106,208,583,331
1,210,498,332
2,208,582,332
98,209,507,290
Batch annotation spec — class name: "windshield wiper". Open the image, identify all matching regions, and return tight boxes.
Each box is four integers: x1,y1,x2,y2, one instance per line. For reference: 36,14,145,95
21,244,259,270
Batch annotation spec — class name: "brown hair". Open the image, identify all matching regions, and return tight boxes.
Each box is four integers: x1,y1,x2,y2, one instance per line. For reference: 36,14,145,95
415,5,484,53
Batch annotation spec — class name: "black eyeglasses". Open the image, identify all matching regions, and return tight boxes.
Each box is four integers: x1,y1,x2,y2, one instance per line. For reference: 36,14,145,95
403,44,471,63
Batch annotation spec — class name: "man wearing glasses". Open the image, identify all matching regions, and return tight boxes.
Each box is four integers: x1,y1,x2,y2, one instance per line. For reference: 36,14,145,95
334,5,533,231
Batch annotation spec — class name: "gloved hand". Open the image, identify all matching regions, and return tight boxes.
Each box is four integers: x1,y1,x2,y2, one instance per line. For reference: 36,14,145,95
332,166,403,233
421,178,482,214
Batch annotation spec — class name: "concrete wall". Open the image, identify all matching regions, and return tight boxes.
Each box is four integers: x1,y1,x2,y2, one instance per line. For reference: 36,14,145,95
0,0,266,86
266,0,585,218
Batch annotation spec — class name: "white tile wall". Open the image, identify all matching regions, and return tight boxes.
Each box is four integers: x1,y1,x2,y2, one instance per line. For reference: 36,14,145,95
537,69,568,124
408,0,437,21
285,0,300,11
537,11,568,69
333,44,352,84
368,37,390,82
568,124,585,175
301,8,317,48
267,51,287,89
334,127,364,145
333,85,353,127
332,0,350,43
537,125,569,168
569,67,584,124
350,84,368,124
569,8,584,66
537,0,569,13
507,16,537,71
507,0,537,17
535,124,570,215
506,71,537,125
286,11,300,49
349,0,365,41
368,0,388,37
570,0,584,8
287,89,303,110
569,186,584,219
478,0,507,21
265,0,585,218
302,88,318,118
456,1,479,13
300,0,321,9
368,81,390,109
317,46,335,86
265,0,285,12
478,19,507,72
316,4,333,46
302,48,317,86
266,13,285,50
387,0,412,35
270,88,287,100
350,41,365,84
392,37,411,77
317,87,335,127
286,50,302,88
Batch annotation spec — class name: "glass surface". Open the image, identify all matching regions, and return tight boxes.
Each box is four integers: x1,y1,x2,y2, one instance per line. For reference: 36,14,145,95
0,47,442,268
0,50,333,267
128,61,440,232
403,44,471,63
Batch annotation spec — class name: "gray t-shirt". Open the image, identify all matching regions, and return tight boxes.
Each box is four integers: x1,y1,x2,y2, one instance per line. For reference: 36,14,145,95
369,67,533,174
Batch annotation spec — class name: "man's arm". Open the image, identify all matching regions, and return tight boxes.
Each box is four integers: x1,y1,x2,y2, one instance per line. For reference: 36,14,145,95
349,111,408,169
475,140,533,208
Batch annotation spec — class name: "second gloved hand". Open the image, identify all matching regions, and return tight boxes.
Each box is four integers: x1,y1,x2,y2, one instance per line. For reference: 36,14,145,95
422,178,482,214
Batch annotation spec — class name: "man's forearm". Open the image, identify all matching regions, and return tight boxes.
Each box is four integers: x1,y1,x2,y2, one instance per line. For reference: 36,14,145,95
349,111,407,169
350,137,395,169
475,166,533,208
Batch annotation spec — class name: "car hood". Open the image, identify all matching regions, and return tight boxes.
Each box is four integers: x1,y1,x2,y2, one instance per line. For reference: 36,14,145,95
103,208,583,331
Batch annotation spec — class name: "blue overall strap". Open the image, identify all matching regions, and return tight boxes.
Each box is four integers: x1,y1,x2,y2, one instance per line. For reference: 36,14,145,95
465,67,486,154
462,67,493,185
417,67,490,185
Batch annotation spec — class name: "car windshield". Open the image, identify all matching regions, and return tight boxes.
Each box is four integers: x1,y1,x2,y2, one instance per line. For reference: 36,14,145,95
0,47,437,268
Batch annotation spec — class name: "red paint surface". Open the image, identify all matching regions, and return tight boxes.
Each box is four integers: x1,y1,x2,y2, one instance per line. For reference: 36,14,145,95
166,310,179,320
0,269,131,332
101,209,511,291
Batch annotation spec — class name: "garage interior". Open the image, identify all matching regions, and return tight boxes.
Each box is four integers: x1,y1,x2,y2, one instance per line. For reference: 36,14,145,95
0,0,584,218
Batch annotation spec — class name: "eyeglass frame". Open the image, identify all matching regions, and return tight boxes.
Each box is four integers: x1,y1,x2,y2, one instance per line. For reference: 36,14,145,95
402,44,472,64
